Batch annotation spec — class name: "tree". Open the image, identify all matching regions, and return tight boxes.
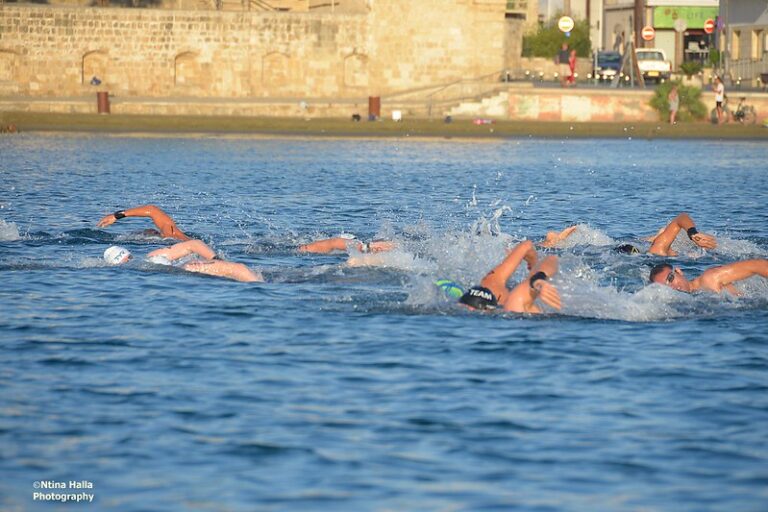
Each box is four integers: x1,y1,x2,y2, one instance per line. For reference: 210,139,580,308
522,16,591,58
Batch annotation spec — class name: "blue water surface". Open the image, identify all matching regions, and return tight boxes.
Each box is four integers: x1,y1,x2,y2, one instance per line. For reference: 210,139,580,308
1,133,767,511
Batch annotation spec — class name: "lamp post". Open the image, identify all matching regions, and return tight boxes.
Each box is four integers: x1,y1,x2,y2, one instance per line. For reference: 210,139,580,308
722,0,728,78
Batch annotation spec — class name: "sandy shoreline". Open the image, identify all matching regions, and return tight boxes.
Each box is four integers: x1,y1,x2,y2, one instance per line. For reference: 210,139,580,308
1,112,766,140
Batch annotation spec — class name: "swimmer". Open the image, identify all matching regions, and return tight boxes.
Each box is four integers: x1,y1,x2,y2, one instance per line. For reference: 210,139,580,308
645,212,716,256
620,212,716,256
458,240,561,314
103,245,132,265
97,204,190,241
649,259,768,295
298,234,398,267
298,235,396,255
103,240,263,283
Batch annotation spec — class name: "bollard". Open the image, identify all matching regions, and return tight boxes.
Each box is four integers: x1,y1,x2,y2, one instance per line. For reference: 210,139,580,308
96,91,110,114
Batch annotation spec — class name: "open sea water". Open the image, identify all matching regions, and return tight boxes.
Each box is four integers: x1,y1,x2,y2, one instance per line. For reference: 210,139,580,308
1,133,767,511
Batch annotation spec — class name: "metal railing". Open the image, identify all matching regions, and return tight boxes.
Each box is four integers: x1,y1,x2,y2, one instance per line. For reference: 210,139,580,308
727,56,768,83
377,69,512,118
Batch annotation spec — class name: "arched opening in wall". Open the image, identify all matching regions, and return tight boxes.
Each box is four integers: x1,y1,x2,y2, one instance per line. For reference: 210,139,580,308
0,50,20,83
343,53,368,88
262,52,301,95
82,50,108,85
248,55,263,96
174,51,205,89
0,50,21,94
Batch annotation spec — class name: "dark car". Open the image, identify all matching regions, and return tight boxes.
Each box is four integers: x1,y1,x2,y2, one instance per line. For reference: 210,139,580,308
593,51,622,82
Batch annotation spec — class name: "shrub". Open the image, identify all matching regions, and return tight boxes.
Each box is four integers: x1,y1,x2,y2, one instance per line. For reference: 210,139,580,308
522,15,591,58
708,49,720,68
649,81,707,122
679,61,703,77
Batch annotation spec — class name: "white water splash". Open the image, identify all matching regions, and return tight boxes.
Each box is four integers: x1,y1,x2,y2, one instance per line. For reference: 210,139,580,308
556,224,615,248
713,236,767,259
347,247,435,273
0,219,21,241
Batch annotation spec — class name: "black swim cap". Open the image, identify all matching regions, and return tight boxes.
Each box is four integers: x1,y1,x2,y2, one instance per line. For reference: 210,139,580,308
615,244,641,255
458,286,498,310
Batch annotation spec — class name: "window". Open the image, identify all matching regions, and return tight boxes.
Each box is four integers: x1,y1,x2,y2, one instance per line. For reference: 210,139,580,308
752,30,763,59
731,30,740,60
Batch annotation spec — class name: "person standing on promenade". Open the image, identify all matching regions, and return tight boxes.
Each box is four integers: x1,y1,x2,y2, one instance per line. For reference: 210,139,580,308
713,76,725,124
97,204,190,241
567,49,577,86
668,85,679,124
556,43,570,88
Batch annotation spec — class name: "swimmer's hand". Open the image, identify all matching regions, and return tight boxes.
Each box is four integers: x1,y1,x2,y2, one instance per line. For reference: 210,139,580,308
540,225,578,248
691,232,717,250
368,240,397,253
533,281,561,310
97,214,118,228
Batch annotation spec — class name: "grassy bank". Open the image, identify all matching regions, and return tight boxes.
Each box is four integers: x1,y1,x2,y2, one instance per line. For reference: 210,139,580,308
1,112,766,140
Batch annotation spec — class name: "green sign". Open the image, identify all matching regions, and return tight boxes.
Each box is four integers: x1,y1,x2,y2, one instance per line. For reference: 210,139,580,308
654,7,719,29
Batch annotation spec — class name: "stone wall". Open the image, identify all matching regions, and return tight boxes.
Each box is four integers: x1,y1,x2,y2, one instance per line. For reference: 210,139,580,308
0,0,509,99
507,88,768,123
510,88,658,122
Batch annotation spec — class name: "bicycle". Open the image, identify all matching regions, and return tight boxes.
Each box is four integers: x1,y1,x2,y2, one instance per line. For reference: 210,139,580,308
732,97,757,124
710,94,731,124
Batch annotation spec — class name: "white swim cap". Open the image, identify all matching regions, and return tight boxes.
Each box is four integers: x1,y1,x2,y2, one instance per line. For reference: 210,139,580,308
103,245,131,266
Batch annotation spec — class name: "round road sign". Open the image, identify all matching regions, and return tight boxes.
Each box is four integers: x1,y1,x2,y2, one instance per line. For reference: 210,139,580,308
704,19,715,34
558,16,575,33
641,25,655,41
674,18,687,33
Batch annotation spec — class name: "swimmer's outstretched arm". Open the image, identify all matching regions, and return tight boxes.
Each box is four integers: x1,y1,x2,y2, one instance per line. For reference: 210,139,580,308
539,225,578,248
298,237,396,254
699,259,768,294
503,255,561,313
479,240,537,300
97,204,190,241
648,212,716,256
148,239,216,262
184,260,264,283
298,237,353,254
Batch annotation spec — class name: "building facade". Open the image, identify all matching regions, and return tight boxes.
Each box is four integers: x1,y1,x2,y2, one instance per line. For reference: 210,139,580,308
724,0,768,82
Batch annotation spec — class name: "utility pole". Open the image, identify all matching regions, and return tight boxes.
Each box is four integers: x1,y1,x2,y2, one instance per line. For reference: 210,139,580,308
634,0,644,48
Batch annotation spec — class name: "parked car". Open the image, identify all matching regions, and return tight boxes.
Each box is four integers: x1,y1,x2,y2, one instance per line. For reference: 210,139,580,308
635,48,671,83
593,51,622,82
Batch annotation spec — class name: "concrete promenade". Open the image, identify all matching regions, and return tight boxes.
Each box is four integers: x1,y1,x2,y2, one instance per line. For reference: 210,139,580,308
2,111,766,140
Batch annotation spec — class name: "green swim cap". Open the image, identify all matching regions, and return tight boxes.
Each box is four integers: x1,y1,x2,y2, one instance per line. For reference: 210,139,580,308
436,279,465,299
